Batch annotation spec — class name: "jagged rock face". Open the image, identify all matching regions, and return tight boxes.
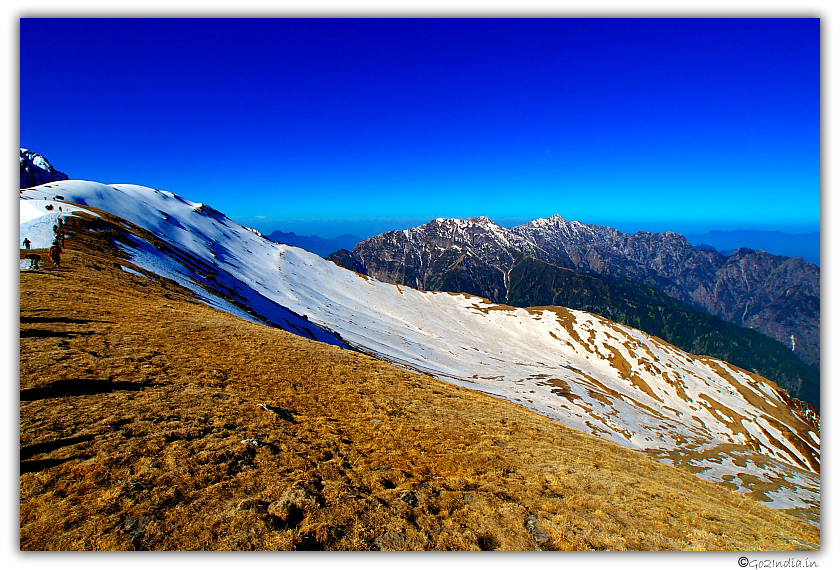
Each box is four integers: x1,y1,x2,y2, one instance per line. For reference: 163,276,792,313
710,251,821,365
512,217,820,364
347,215,820,366
326,249,367,275
352,217,544,302
514,215,722,288
20,148,69,189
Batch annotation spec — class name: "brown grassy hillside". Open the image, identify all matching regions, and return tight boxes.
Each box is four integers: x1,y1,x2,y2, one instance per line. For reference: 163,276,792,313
19,220,820,550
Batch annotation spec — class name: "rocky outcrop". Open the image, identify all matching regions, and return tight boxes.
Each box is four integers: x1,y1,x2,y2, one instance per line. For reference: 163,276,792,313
327,249,367,275
20,148,69,189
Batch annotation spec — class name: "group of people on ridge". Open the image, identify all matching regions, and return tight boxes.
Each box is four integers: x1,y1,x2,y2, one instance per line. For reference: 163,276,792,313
21,219,63,270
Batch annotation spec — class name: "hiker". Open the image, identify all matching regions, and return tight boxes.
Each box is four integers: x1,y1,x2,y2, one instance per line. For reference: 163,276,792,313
22,237,31,249
26,254,40,270
49,242,62,269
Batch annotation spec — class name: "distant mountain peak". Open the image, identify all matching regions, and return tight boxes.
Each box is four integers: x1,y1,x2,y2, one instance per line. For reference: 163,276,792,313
266,229,361,258
685,229,820,266
20,148,69,189
527,214,567,227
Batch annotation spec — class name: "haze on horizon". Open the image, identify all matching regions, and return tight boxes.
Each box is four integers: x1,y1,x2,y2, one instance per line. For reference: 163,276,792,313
20,18,819,240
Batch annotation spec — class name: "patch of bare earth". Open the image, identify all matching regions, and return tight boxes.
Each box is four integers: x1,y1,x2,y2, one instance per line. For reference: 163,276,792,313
19,218,820,550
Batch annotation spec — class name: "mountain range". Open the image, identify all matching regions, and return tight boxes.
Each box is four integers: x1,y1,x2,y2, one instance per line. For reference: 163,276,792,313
685,230,820,267
266,230,361,258
330,216,820,376
19,181,819,527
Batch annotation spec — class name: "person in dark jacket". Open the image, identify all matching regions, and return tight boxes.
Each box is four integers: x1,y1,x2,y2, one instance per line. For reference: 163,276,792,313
49,242,62,269
22,237,31,249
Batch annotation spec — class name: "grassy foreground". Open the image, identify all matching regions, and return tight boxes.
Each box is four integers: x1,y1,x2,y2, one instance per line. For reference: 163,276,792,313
19,221,820,550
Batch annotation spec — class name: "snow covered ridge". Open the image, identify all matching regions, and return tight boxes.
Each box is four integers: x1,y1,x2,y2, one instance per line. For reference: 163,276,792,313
20,181,819,514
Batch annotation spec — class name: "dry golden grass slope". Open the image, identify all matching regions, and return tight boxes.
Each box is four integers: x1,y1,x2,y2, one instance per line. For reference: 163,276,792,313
19,218,820,551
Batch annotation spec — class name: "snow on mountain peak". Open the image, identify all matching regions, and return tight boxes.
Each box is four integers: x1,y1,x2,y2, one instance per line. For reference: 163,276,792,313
20,148,69,189
527,214,567,228
428,216,498,228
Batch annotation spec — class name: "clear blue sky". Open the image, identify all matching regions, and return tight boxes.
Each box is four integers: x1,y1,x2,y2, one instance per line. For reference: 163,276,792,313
20,18,820,238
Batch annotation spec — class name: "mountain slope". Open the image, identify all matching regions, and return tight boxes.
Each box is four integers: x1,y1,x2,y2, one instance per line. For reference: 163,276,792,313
19,240,819,549
505,257,820,409
343,215,820,367
20,182,819,521
334,220,818,406
517,217,821,366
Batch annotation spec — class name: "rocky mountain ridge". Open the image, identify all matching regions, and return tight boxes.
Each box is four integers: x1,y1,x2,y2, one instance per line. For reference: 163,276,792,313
20,147,69,189
336,215,820,367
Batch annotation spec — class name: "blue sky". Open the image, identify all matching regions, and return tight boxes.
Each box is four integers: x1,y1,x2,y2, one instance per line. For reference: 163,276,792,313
20,18,820,238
